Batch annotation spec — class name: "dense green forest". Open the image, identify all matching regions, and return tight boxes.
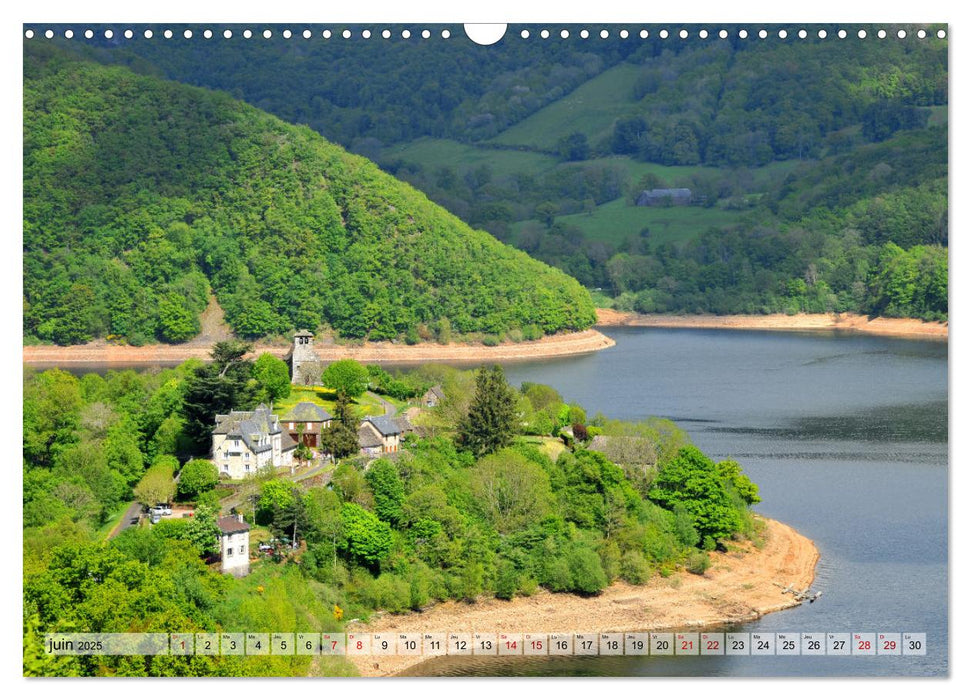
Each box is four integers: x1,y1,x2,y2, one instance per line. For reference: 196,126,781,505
54,24,947,320
23,44,595,346
24,356,761,676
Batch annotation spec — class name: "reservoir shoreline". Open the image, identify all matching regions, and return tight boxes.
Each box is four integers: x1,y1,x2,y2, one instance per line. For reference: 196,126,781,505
346,517,818,678
595,309,948,340
22,310,947,369
21,328,616,367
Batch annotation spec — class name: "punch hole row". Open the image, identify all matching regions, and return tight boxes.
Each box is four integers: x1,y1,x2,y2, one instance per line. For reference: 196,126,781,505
23,27,947,41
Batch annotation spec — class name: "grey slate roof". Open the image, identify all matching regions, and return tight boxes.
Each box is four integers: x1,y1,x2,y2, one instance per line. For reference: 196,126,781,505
212,404,282,453
358,423,384,448
641,187,691,198
425,385,446,400
364,415,411,437
282,401,333,423
636,188,692,206
281,432,298,452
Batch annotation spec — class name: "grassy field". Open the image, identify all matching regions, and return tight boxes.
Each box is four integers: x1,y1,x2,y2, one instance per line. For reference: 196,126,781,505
533,198,745,247
489,63,645,150
521,435,567,462
381,138,558,179
275,387,388,419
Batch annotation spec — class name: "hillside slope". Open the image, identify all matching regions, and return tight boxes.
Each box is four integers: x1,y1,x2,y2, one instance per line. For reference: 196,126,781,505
23,45,596,346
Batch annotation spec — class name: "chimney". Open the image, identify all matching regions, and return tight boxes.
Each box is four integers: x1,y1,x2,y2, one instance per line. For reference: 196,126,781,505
237,513,244,523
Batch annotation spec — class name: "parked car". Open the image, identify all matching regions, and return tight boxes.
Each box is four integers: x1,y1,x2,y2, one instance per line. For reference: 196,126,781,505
156,504,172,516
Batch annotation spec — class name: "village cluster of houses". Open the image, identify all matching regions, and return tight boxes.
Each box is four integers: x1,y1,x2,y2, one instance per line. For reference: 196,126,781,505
210,330,439,480
210,402,415,480
212,330,445,576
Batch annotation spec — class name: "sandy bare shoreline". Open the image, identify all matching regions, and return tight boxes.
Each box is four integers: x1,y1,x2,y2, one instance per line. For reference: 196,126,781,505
22,329,616,367
346,517,818,677
23,310,945,367
595,309,947,340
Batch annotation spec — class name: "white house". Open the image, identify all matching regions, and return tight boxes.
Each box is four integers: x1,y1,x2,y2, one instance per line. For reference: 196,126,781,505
217,514,250,577
211,404,296,479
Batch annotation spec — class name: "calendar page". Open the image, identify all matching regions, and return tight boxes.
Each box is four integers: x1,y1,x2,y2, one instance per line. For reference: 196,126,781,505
20,9,949,685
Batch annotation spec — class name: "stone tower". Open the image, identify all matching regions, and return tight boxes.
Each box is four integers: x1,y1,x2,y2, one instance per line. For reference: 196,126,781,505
289,330,321,385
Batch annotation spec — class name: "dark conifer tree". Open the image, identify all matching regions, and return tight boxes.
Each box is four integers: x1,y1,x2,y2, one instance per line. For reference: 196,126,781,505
457,364,518,457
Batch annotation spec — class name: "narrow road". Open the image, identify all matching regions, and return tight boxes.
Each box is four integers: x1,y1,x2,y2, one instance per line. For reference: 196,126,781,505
366,391,397,417
106,501,142,540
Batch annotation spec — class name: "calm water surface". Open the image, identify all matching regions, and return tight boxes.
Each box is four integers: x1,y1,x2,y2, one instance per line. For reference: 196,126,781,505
406,327,949,677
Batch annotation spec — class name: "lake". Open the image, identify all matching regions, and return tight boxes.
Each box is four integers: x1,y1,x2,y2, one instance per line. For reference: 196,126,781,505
404,327,949,677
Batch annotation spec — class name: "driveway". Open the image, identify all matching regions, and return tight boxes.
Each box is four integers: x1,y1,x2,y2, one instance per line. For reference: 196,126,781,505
366,391,397,417
107,501,143,539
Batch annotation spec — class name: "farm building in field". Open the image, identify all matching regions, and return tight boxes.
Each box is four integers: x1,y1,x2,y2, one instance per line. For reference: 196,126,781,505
281,401,333,449
211,404,296,479
636,187,693,207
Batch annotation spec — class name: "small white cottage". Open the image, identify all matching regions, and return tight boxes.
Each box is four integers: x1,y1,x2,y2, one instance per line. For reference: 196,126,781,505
217,514,251,577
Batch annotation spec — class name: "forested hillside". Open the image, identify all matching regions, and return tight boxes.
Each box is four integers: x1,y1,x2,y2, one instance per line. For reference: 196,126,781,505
23,44,595,346
59,24,947,320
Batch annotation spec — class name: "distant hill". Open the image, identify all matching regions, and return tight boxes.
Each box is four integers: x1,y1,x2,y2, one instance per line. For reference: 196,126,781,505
23,44,596,346
24,27,948,324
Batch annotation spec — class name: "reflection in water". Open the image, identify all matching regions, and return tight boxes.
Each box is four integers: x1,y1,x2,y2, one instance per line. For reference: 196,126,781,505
709,401,947,444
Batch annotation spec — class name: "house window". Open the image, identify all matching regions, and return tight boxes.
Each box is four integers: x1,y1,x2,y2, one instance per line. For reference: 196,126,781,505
222,463,228,471
307,422,313,430
289,422,294,429
240,545,246,554
227,547,233,556
234,439,239,448
245,464,251,472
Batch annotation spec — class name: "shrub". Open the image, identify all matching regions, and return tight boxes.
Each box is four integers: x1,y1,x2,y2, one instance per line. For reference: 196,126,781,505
542,556,574,592
568,546,608,594
620,550,651,585
366,573,411,613
495,560,520,600
482,334,501,347
522,325,543,341
686,550,711,575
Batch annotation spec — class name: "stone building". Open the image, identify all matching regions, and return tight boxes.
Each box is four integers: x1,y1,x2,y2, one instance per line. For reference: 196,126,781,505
281,401,333,449
635,187,693,207
211,404,296,479
422,385,445,408
287,329,322,385
359,415,411,454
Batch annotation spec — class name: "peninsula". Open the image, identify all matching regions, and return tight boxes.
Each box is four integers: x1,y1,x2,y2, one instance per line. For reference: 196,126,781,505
347,517,818,677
